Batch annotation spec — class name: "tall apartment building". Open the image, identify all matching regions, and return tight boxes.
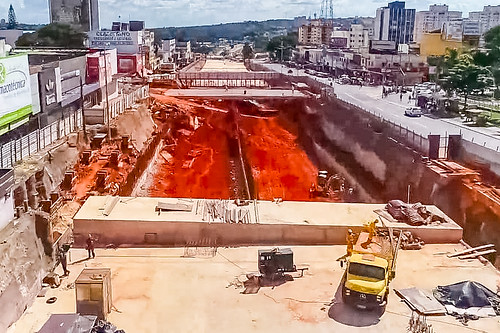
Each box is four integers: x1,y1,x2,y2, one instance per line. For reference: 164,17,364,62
414,4,462,42
49,0,99,32
469,5,500,36
374,1,415,45
349,24,370,51
298,19,333,46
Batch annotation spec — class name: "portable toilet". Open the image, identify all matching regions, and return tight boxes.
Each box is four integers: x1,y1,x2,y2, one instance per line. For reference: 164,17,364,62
75,268,112,320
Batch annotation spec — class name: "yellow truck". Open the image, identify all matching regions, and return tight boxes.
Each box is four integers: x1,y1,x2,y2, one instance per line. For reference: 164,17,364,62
341,223,401,309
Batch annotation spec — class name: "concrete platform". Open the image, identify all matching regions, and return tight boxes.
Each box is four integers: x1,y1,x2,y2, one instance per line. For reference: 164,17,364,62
73,197,463,247
162,88,305,99
8,245,499,333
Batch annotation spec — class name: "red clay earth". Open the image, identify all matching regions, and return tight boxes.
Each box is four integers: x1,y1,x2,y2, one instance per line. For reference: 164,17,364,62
73,144,137,200
239,115,319,201
148,94,232,199
148,92,330,202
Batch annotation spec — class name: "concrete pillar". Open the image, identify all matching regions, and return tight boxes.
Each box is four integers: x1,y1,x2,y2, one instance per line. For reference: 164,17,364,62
35,212,53,256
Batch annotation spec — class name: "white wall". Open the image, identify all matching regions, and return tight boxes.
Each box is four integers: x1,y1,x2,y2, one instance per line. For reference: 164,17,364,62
0,192,14,231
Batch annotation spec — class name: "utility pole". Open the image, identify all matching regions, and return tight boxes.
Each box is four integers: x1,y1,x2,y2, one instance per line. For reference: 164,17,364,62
102,46,111,141
79,74,86,140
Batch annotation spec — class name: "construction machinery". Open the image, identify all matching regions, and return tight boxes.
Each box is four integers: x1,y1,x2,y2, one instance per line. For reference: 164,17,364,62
310,170,345,198
340,220,401,309
258,248,296,277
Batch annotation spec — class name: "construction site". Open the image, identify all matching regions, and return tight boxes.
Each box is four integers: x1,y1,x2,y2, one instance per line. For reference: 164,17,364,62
3,59,500,332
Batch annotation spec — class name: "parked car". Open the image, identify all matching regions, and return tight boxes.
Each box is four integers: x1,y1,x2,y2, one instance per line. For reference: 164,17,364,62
405,106,422,117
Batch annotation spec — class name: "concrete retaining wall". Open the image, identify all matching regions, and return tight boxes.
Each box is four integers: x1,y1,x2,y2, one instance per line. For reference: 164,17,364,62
73,220,462,248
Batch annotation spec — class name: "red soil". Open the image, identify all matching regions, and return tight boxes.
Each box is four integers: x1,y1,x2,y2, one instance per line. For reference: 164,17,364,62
148,94,231,198
240,116,319,201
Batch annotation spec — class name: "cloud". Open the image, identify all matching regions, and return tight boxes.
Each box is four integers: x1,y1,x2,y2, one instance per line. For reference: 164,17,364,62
1,0,496,27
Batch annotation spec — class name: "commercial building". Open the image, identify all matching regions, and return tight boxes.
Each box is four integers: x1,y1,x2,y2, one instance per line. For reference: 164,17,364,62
374,1,415,45
0,30,24,46
88,21,156,74
469,5,500,36
161,39,176,62
0,54,33,135
49,0,99,32
348,24,370,51
298,19,333,46
414,5,462,43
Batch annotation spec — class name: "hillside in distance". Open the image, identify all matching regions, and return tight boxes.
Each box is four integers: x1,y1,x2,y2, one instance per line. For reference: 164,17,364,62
151,19,295,43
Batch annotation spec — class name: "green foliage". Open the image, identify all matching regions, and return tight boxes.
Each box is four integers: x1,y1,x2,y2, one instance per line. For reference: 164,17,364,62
442,52,494,109
151,19,295,45
484,25,500,55
16,23,86,48
266,33,297,61
242,42,254,61
7,4,16,29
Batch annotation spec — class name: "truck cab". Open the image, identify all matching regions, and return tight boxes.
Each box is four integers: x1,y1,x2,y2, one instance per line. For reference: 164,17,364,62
341,230,396,309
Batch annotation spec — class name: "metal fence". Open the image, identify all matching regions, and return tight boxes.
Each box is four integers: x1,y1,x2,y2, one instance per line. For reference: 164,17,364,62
381,117,430,155
338,98,430,156
0,110,82,168
0,85,150,169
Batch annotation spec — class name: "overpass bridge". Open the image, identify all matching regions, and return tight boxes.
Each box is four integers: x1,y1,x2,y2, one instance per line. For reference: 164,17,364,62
160,88,307,100
177,71,281,88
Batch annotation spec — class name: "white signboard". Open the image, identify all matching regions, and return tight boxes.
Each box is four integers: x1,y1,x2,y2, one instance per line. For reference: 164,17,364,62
88,30,141,54
0,54,32,129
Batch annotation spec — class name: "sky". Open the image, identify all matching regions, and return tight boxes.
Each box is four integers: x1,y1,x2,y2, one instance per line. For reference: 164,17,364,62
0,0,497,28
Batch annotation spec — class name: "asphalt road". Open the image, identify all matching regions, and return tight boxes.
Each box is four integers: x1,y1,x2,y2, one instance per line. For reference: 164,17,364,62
263,62,500,152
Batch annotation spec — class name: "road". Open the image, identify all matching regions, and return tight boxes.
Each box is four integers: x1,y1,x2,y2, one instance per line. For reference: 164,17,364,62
262,62,500,151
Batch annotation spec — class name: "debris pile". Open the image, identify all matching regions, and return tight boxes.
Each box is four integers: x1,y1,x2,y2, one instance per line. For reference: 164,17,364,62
147,93,329,201
70,136,139,201
385,200,446,226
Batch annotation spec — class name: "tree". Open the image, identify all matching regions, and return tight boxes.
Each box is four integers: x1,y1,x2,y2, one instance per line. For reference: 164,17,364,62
7,4,16,29
16,23,86,48
242,42,254,61
483,26,500,93
442,53,494,110
266,33,297,61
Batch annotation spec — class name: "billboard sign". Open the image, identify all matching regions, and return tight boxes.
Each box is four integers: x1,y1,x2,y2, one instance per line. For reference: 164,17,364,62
369,40,397,55
88,30,141,54
0,54,32,129
38,66,61,113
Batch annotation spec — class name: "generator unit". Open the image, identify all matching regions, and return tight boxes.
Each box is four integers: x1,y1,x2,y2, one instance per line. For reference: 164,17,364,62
258,248,296,276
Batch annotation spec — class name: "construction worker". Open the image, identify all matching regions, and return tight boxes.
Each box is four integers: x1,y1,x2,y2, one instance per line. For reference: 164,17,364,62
58,245,70,276
361,220,377,248
346,229,355,256
309,183,316,198
86,234,96,259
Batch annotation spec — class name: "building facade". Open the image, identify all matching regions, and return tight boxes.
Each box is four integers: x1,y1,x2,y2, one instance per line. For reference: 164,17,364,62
298,19,333,46
349,24,370,51
414,5,462,43
374,1,415,45
49,0,99,32
469,5,500,36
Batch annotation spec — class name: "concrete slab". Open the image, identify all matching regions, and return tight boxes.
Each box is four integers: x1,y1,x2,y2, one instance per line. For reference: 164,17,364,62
162,88,305,99
73,197,462,246
8,245,500,333
200,59,248,72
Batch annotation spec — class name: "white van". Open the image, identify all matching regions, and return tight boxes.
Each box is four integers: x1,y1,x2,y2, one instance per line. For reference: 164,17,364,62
405,107,422,117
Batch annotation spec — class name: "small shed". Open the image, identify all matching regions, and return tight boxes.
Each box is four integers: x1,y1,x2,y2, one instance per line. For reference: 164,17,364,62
75,268,112,320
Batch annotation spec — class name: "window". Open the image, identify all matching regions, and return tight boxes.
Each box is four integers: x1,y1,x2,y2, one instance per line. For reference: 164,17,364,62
349,263,386,280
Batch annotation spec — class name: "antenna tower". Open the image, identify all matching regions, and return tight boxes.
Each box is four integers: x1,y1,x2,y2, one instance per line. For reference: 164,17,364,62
320,0,334,21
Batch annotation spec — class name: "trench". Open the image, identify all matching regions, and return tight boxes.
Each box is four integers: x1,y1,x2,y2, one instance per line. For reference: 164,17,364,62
138,92,500,267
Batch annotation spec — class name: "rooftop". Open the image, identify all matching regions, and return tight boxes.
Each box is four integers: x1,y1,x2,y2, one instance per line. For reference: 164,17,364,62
74,196,458,228
8,245,500,333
